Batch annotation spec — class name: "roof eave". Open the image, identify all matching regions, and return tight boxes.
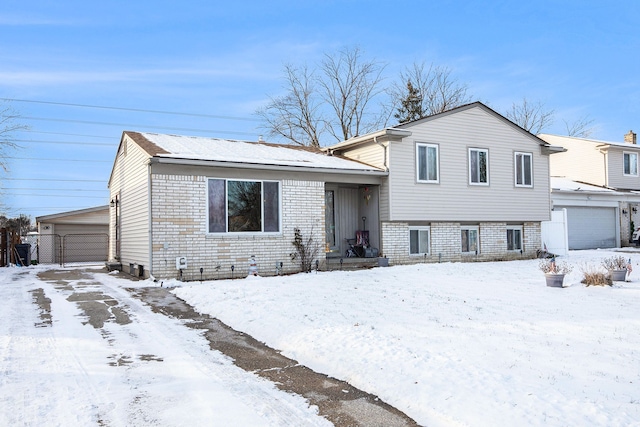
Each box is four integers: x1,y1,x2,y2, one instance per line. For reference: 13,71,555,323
323,128,412,152
149,156,389,176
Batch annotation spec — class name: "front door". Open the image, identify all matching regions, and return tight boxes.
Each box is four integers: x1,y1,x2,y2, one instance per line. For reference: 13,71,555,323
325,190,338,254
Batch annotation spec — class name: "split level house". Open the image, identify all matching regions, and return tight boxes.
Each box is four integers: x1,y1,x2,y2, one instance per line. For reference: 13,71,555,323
539,131,640,249
108,102,564,280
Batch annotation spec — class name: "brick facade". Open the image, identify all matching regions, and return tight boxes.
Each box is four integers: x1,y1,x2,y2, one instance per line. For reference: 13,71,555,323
381,221,541,266
150,174,325,280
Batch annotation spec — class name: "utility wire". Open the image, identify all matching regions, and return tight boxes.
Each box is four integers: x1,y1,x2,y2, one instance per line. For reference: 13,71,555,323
12,139,115,146
20,116,258,137
2,97,260,122
2,187,106,192
6,156,111,163
25,130,114,139
7,193,106,198
2,178,105,182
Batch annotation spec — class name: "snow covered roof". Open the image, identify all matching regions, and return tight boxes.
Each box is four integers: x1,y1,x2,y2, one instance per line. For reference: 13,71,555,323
550,177,619,193
539,133,640,150
128,131,385,174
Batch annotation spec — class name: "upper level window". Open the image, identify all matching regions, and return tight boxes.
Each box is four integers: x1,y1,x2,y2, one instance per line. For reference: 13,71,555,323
624,152,638,176
515,152,533,187
416,143,439,183
409,226,430,255
469,148,488,185
208,179,280,233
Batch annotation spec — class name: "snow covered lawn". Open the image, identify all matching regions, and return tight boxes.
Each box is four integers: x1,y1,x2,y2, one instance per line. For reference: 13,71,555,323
173,249,640,427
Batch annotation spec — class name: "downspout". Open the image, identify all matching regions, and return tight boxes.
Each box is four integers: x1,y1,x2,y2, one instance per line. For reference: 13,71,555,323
147,161,153,278
374,136,388,254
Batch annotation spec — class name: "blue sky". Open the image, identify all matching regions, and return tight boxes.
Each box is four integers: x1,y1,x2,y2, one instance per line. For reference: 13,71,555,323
1,0,639,220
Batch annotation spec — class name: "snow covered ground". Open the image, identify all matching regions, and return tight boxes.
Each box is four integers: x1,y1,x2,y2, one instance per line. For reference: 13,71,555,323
1,249,639,426
173,249,640,427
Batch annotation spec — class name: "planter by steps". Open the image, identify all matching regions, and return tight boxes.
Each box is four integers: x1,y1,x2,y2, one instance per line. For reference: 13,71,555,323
377,257,389,267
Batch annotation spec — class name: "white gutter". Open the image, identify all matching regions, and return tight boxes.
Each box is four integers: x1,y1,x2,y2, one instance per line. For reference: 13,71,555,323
148,157,389,176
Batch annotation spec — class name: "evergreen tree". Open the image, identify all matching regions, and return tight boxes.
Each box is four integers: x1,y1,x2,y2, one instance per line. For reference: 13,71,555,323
394,80,423,123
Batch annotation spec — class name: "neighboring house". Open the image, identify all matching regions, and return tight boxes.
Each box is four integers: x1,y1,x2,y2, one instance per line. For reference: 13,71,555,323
539,132,640,249
36,205,109,264
109,102,563,280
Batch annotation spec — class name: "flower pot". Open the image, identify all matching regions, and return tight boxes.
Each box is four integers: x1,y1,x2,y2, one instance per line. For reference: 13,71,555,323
377,257,389,267
610,269,627,282
545,273,566,288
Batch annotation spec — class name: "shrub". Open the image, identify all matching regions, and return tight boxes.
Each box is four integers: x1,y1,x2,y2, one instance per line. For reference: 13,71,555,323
538,258,572,274
601,255,627,270
290,227,320,273
580,263,613,287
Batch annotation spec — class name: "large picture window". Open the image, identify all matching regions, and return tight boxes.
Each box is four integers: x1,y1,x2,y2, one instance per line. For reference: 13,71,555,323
208,179,280,233
515,152,533,187
416,143,439,183
469,148,488,185
624,152,638,176
409,227,430,255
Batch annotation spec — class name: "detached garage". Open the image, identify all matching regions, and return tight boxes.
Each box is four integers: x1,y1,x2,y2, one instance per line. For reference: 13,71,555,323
36,205,109,264
554,206,617,249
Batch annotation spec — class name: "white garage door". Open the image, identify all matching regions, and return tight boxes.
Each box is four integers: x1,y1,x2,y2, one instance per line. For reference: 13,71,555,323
556,206,617,250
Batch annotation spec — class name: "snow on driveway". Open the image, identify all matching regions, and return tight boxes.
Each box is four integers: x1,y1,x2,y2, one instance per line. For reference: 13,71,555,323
0,267,330,426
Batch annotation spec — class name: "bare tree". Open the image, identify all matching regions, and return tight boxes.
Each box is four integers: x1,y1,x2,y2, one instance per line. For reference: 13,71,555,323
504,97,555,134
256,64,324,147
317,47,387,141
0,100,27,171
257,46,387,146
389,62,472,123
563,115,595,138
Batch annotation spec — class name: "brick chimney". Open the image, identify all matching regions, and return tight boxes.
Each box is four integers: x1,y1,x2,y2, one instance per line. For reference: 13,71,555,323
624,130,637,144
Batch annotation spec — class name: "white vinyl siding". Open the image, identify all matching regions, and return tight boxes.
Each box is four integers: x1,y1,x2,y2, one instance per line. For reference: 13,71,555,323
409,226,430,255
387,107,552,222
624,152,638,176
469,148,489,185
515,152,533,187
416,143,439,183
110,135,151,265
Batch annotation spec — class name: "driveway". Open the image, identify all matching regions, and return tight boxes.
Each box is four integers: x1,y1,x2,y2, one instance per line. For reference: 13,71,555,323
7,267,419,426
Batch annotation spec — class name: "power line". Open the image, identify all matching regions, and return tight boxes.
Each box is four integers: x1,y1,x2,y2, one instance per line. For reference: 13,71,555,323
2,187,107,192
6,156,111,163
2,97,260,122
25,130,114,139
2,178,105,182
21,116,259,136
6,193,106,198
13,139,115,146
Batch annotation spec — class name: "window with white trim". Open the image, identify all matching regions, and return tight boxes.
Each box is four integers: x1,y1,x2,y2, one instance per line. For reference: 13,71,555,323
507,226,523,251
514,152,533,187
469,148,488,185
409,226,430,255
416,143,439,183
461,225,479,253
624,152,638,176
208,178,280,233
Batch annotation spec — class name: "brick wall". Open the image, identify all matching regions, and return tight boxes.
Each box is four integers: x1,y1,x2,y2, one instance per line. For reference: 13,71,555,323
381,221,540,266
150,174,325,280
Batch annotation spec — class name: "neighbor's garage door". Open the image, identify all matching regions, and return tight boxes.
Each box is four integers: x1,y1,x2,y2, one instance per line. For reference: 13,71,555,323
557,206,617,250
